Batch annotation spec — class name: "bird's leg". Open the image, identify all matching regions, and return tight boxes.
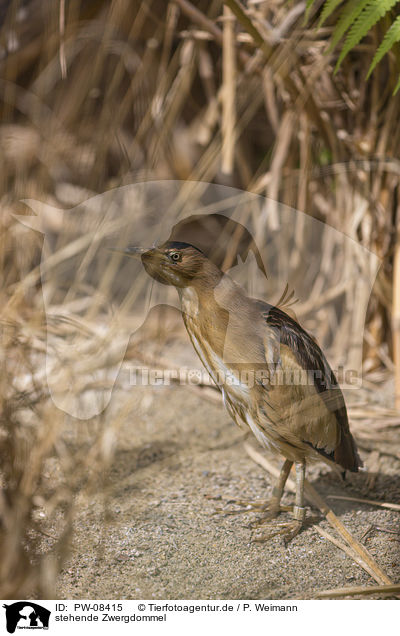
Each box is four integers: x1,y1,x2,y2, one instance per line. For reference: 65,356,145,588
270,458,294,517
284,459,306,543
252,460,307,544
249,458,293,526
212,458,293,517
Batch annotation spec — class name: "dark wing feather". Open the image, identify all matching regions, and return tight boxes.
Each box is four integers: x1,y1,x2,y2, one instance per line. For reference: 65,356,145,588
262,304,361,472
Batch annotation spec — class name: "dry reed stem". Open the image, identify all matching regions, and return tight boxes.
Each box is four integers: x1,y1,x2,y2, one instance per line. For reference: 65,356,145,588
174,0,223,46
313,525,386,583
244,443,393,586
59,0,67,79
221,5,236,175
265,110,294,223
315,583,400,599
327,495,400,512
223,0,270,57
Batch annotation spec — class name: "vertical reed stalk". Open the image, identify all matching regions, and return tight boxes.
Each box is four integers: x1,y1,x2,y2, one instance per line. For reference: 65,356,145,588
221,5,236,175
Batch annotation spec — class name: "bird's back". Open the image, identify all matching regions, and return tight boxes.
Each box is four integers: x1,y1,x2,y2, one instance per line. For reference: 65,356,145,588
260,303,361,471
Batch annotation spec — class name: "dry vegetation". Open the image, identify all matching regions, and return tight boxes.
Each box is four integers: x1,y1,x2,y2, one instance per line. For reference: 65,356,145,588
0,0,399,598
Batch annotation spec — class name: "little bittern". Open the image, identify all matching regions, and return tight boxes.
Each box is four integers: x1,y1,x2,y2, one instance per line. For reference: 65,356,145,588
116,241,361,542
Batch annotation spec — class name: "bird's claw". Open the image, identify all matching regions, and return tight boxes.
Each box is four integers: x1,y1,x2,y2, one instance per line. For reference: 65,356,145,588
251,520,303,545
248,504,292,527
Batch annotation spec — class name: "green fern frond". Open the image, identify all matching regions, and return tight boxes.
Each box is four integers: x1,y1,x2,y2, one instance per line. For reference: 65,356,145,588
317,0,346,27
335,0,400,70
305,0,317,23
329,0,370,50
367,14,400,77
302,0,400,94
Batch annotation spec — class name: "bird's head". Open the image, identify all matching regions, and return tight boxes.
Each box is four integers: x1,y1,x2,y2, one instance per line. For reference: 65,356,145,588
109,241,216,288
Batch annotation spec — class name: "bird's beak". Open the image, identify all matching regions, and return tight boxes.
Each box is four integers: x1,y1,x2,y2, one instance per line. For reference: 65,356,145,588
106,246,148,259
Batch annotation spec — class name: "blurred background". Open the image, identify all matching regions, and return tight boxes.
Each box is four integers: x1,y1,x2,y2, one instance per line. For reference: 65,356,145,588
1,0,400,598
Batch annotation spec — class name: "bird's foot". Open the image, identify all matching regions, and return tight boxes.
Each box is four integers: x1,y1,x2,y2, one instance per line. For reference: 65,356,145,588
251,505,307,545
247,504,287,526
252,520,303,545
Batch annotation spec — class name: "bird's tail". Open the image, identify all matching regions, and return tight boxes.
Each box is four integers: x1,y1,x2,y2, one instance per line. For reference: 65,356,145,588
334,412,362,472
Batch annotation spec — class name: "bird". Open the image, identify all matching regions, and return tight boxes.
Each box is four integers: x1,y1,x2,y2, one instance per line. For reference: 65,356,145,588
112,240,362,542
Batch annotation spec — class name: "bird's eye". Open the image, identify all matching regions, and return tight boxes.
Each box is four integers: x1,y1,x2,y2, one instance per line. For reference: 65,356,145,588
169,252,181,262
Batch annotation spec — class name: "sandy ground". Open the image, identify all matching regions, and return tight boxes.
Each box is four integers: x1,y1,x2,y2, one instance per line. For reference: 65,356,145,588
40,318,400,600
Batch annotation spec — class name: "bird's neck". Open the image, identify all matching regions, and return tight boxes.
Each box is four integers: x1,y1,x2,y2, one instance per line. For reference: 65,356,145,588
178,265,243,318
177,265,250,359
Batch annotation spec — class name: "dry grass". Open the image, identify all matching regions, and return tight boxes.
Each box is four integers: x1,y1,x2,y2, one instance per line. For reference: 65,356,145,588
0,0,399,598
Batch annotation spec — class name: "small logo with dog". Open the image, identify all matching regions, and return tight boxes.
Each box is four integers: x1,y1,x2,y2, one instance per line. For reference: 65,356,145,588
3,602,50,633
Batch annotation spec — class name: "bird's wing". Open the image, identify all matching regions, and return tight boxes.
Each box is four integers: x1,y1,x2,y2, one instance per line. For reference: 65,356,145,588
260,305,361,471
